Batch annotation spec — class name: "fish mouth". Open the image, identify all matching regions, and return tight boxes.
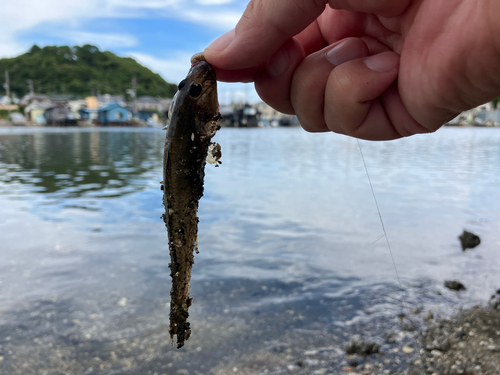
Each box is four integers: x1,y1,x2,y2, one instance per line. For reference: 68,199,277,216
189,61,216,82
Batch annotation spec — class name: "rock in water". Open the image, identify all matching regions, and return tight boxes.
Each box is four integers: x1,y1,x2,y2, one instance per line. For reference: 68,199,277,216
444,281,466,291
458,230,480,251
345,339,381,356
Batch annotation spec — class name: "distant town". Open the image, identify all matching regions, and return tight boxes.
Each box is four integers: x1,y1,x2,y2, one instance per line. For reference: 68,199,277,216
0,91,498,129
0,91,304,128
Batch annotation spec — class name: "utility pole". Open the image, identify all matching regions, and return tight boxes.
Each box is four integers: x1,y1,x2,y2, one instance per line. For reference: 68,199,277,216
4,70,10,98
127,76,137,115
27,79,34,95
132,76,137,113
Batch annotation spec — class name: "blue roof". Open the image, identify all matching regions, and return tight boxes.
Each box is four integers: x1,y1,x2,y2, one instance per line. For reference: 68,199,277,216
99,103,127,112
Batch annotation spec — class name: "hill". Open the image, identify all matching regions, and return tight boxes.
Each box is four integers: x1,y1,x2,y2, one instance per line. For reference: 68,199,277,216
0,45,177,99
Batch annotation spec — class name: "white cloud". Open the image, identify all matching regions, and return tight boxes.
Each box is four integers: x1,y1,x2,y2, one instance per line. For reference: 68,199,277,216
196,0,234,5
181,9,240,29
127,52,192,83
55,31,139,49
0,0,244,58
107,0,181,8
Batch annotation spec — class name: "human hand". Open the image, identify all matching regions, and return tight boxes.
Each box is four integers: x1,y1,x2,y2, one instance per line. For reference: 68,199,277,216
204,0,500,140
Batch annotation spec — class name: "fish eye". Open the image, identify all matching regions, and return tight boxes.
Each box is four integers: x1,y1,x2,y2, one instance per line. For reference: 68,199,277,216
188,83,202,98
178,80,187,90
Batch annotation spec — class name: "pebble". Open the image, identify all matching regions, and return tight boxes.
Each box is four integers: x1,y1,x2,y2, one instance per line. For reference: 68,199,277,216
313,369,326,375
402,345,414,354
305,359,320,367
430,350,443,357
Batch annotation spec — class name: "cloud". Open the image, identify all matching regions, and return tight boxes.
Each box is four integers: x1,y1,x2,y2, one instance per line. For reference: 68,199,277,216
54,31,139,49
107,0,181,8
196,0,234,5
181,9,240,29
0,0,244,58
127,52,192,83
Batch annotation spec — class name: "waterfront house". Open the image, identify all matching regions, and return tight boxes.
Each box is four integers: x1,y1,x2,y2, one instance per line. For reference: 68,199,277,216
44,104,76,126
24,101,53,125
98,103,130,125
78,108,98,122
85,96,99,110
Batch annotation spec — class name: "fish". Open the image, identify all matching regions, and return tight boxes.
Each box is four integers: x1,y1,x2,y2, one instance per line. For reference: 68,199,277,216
162,53,221,349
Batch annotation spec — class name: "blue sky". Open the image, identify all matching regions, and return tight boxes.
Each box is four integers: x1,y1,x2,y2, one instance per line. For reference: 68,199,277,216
0,0,259,104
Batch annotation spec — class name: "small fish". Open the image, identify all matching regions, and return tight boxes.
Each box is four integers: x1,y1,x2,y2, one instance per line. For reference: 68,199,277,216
163,53,221,348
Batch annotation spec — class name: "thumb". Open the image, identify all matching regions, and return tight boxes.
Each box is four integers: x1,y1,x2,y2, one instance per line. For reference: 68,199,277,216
204,0,326,69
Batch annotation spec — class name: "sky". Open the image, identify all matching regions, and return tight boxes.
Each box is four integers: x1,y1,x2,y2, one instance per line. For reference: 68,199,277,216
0,0,259,104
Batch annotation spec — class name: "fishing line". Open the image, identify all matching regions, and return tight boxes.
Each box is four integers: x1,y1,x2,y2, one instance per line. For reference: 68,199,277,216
356,139,417,323
357,140,420,368
357,139,403,291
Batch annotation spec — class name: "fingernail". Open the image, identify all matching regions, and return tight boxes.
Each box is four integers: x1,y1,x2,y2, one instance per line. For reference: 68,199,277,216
265,46,290,77
326,38,364,66
207,29,235,52
363,52,399,72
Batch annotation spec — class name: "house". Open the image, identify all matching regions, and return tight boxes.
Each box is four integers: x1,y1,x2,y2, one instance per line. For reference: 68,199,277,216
98,103,130,125
24,101,53,125
97,94,126,108
68,99,86,114
19,94,51,107
135,110,161,126
79,108,98,122
85,96,99,110
135,96,163,112
44,104,76,126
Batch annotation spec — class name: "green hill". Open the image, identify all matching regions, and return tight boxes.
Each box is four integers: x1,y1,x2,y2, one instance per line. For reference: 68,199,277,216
0,45,177,98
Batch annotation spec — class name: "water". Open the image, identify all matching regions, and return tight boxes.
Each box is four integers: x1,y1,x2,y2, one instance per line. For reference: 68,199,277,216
0,126,499,374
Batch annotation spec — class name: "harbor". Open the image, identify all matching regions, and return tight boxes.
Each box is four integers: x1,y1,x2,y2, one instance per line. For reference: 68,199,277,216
0,92,301,128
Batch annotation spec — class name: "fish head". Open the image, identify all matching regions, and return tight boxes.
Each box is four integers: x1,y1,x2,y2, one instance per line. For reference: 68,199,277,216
166,60,219,138
179,61,218,118
188,60,218,116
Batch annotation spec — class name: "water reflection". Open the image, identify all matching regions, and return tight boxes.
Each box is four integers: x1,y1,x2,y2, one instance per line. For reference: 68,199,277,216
0,128,163,198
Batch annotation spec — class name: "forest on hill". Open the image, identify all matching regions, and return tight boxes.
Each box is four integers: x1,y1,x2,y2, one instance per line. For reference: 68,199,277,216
0,45,177,98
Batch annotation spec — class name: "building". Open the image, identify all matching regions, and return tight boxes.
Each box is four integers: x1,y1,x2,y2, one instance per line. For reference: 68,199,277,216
78,108,98,122
85,96,99,110
24,101,53,125
97,94,126,108
98,103,130,125
19,94,51,107
44,104,76,126
135,96,163,112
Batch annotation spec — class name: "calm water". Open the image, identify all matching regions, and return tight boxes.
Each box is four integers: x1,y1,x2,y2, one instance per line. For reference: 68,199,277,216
0,126,499,374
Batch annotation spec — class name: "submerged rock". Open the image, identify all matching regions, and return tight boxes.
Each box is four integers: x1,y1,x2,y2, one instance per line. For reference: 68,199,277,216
345,339,380,356
444,281,466,291
458,230,480,251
